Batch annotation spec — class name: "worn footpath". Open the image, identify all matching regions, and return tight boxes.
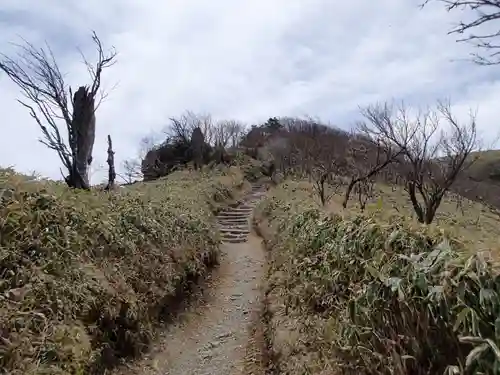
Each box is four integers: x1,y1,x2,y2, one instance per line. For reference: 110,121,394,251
114,184,267,375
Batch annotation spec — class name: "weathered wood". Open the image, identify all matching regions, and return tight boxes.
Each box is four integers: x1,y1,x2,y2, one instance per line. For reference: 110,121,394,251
67,86,96,189
105,134,116,190
191,127,204,171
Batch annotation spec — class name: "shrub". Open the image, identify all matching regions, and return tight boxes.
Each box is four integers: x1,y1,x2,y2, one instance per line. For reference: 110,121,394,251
0,167,246,375
230,151,265,182
255,181,500,375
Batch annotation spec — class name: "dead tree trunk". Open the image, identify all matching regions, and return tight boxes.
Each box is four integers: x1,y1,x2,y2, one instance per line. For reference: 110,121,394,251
342,178,357,208
0,31,116,190
66,86,96,189
191,127,204,171
105,134,116,190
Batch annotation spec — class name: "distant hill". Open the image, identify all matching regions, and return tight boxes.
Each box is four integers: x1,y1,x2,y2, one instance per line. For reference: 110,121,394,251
452,150,500,209
251,118,500,211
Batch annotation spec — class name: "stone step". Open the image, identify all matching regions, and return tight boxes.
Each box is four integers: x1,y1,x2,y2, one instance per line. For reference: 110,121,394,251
221,237,247,243
217,217,248,222
216,185,264,244
238,204,255,211
222,238,247,244
219,228,250,234
217,215,248,220
229,210,253,215
221,230,248,237
218,222,249,227
217,212,251,218
223,206,252,210
221,233,248,241
228,207,253,211
218,222,248,228
221,236,248,242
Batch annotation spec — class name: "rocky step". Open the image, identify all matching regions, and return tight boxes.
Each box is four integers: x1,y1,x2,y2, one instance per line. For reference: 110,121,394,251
217,212,252,218
217,216,249,222
237,204,255,209
222,237,247,244
216,184,265,244
217,223,248,229
220,229,249,237
220,236,248,243
220,232,248,238
217,221,249,228
219,228,250,235
221,237,248,244
223,206,253,212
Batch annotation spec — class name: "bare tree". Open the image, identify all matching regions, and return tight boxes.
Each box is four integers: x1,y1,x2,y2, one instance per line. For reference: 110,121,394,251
311,162,344,206
213,119,246,148
342,132,403,208
283,118,347,205
421,0,500,65
0,32,116,189
360,101,478,224
104,135,116,190
267,133,296,179
229,121,247,148
120,159,142,184
119,135,159,184
167,111,214,145
354,178,375,211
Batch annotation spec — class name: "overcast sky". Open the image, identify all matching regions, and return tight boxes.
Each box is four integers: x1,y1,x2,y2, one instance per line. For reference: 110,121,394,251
1,0,500,182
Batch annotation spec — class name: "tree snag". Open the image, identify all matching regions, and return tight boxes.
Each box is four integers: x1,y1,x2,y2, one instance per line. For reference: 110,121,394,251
190,127,205,171
0,31,116,189
105,134,116,190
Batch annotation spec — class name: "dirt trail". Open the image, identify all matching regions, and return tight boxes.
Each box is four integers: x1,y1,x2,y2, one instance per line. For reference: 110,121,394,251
114,184,267,375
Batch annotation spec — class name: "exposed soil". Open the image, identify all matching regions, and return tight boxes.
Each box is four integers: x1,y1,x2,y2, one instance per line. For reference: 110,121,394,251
112,184,267,375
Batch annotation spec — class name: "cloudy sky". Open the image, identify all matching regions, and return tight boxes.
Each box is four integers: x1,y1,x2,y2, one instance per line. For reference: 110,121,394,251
1,0,499,182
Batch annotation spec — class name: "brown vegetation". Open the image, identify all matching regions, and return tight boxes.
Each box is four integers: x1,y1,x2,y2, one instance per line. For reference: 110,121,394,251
141,112,249,181
254,181,500,375
0,166,248,375
358,101,478,224
263,101,480,224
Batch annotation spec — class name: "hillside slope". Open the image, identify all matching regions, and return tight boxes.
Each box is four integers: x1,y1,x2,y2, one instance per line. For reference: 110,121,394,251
254,180,500,375
453,150,500,209
0,166,248,375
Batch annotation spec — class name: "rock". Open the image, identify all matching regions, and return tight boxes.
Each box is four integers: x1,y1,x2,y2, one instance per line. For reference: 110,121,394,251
216,332,232,339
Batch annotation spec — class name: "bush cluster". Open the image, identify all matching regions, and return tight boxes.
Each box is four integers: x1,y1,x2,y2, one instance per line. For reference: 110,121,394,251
0,166,246,375
255,181,500,375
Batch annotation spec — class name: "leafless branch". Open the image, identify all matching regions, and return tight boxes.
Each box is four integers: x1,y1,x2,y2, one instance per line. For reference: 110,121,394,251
360,100,479,224
421,0,500,64
0,32,117,189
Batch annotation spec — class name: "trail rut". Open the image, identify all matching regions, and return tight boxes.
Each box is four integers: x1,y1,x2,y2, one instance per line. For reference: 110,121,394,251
114,184,267,375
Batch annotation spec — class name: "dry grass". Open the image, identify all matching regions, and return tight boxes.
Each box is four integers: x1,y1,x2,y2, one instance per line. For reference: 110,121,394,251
288,178,500,256
0,166,248,375
335,183,500,256
255,179,500,375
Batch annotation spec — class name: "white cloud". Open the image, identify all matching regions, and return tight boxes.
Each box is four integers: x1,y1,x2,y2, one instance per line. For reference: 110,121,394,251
1,0,500,182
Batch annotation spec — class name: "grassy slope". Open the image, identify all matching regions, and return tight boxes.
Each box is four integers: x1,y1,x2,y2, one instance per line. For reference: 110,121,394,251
0,166,248,375
451,149,500,211
255,180,500,375
324,181,500,256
